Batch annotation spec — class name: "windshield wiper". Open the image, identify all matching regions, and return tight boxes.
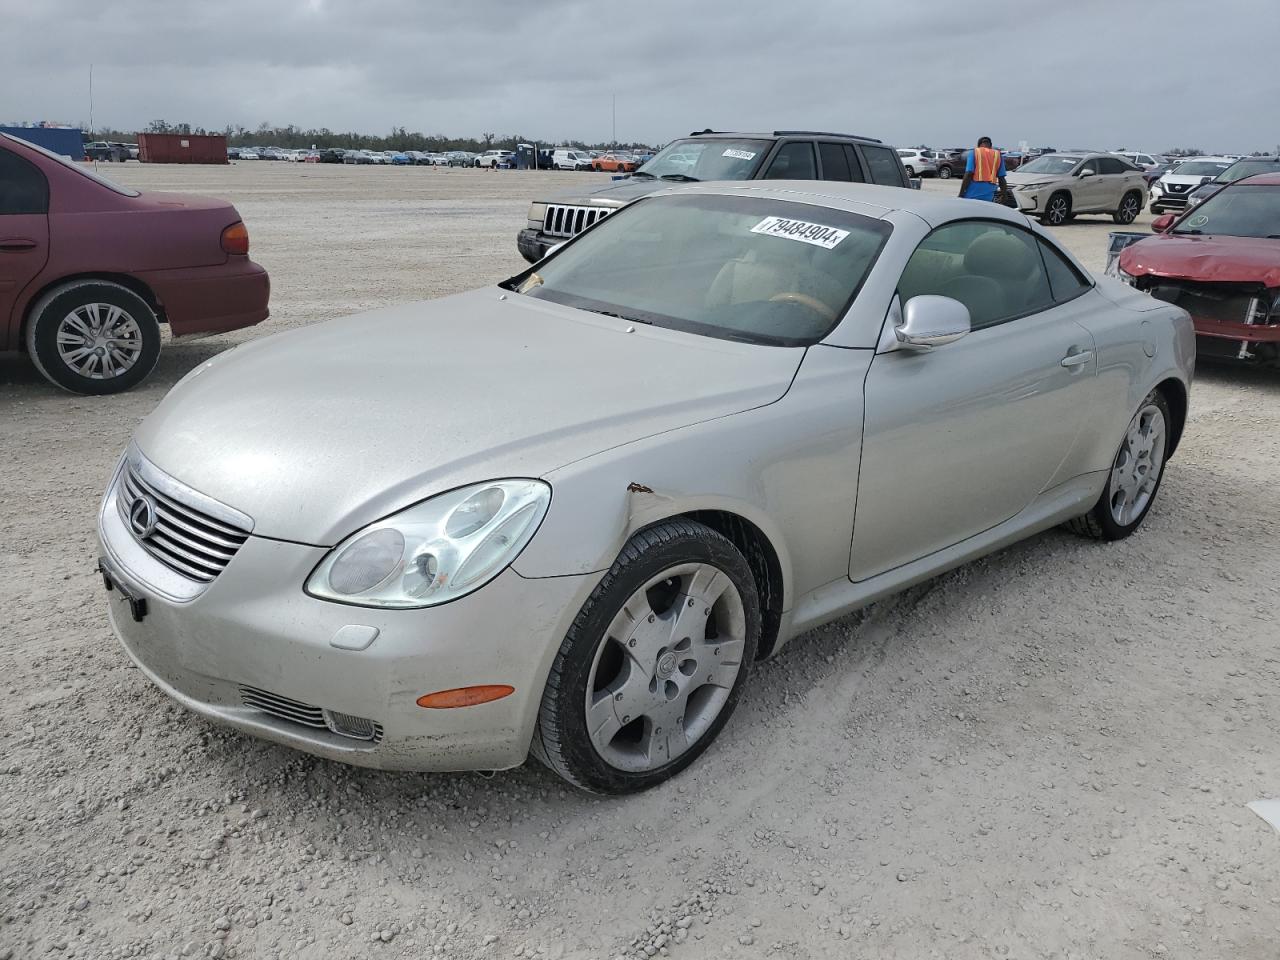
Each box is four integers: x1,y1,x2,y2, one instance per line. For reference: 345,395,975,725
630,170,656,179
660,173,700,182
1174,229,1202,235
589,308,652,325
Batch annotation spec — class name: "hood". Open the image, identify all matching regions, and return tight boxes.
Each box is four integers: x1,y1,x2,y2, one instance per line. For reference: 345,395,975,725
545,176,668,206
1159,173,1216,186
134,288,804,545
1005,170,1063,186
1118,233,1280,287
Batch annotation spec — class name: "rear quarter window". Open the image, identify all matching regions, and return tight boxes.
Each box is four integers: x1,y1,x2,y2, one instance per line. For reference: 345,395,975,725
860,146,906,187
0,146,50,215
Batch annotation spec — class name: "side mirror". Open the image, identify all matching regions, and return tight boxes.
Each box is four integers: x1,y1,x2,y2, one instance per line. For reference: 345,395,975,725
909,177,922,190
896,295,971,350
1151,214,1176,234
1078,168,1095,178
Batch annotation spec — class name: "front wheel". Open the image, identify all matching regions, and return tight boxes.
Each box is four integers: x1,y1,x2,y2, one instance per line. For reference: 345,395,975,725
531,520,760,794
1067,389,1170,541
1040,192,1072,226
25,280,161,395
1113,191,1143,224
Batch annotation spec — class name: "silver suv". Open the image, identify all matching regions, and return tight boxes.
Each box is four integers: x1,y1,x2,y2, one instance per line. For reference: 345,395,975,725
517,130,914,263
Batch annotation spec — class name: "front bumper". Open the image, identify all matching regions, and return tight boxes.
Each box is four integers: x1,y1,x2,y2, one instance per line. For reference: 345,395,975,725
517,228,553,264
1011,188,1042,212
98,471,600,772
1194,317,1280,362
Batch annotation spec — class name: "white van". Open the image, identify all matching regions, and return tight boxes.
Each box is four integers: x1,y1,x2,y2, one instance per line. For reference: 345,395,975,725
552,149,593,171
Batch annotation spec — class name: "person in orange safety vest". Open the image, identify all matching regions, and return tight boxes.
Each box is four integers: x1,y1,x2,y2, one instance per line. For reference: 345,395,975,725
959,136,1009,202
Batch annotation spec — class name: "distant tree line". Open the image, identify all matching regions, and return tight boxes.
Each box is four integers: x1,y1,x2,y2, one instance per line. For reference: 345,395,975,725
82,120,656,153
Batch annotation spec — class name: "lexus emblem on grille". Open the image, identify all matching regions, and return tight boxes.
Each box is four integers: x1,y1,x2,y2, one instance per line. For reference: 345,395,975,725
128,495,159,539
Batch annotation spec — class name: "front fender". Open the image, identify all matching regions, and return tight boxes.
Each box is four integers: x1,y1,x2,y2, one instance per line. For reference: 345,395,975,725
513,345,875,614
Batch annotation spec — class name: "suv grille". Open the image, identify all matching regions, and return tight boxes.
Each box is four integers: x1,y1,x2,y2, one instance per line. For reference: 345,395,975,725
544,204,614,238
240,686,384,743
116,463,250,583
1165,183,1191,194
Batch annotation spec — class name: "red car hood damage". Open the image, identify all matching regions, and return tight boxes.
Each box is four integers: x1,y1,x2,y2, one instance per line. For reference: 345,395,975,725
1120,234,1280,288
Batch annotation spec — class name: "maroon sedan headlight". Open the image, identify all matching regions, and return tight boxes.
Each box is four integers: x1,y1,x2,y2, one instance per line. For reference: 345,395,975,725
220,222,249,256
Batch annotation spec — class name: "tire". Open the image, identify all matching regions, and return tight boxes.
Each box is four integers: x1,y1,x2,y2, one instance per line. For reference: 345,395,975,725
1067,389,1171,541
1112,190,1143,225
938,165,952,179
531,520,761,795
1040,192,1072,227
25,280,161,395
904,166,915,177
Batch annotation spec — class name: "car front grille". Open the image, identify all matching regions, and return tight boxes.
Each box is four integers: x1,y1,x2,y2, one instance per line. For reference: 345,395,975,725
116,462,250,583
1141,279,1260,324
1164,183,1191,194
240,686,384,742
543,204,614,238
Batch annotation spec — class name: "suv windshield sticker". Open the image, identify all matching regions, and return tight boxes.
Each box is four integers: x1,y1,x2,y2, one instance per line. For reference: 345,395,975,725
750,216,850,249
722,148,757,161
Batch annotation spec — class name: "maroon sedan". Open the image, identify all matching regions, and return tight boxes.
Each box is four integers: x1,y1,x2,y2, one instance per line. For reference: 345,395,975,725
1117,173,1280,365
0,133,269,394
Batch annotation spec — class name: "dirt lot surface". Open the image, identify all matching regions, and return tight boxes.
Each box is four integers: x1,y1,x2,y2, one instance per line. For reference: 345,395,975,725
3,164,1279,960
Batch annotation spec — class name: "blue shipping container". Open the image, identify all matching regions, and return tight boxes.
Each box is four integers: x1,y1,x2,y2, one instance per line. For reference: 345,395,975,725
0,126,85,160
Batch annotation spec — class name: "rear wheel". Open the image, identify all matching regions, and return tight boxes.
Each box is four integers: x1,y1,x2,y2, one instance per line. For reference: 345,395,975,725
1113,190,1143,224
532,520,760,794
904,165,916,177
1067,389,1170,541
938,165,952,179
1040,192,1072,226
25,280,161,395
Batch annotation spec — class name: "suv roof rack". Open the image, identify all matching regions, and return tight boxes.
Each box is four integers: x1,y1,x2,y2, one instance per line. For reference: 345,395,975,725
773,130,882,144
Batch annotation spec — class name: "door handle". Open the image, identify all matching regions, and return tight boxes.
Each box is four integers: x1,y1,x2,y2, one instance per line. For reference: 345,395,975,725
1060,349,1094,368
0,239,38,252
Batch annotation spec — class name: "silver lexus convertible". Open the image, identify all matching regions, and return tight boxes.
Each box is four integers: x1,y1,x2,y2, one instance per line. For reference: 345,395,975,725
98,182,1194,794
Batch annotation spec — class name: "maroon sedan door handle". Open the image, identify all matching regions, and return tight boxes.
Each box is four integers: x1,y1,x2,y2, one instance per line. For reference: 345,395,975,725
0,238,39,252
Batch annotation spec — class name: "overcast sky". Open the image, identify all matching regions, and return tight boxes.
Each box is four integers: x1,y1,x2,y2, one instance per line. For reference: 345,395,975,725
3,0,1277,152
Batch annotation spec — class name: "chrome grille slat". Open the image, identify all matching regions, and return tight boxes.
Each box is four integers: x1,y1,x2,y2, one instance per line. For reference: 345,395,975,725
239,686,384,742
116,461,250,583
543,204,613,238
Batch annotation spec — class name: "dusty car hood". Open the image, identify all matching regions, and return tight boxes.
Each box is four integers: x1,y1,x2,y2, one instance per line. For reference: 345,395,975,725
134,288,804,545
1118,234,1280,287
1004,171,1066,187
545,176,669,206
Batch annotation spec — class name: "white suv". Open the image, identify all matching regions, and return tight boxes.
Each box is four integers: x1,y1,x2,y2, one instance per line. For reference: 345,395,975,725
475,150,515,168
1150,156,1234,214
896,149,937,178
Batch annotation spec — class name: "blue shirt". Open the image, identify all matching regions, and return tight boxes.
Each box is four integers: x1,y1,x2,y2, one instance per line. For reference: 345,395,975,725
963,149,1007,201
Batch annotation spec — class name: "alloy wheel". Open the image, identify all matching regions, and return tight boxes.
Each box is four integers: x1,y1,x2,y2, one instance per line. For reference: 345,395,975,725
584,562,746,773
1109,402,1166,526
1046,196,1070,226
1117,194,1141,223
56,303,144,380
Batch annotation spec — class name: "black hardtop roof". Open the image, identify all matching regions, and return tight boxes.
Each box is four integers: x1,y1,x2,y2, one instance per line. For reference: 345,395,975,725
686,129,883,144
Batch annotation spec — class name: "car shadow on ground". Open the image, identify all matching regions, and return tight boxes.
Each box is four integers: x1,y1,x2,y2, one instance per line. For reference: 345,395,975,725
1194,359,1280,392
0,338,239,400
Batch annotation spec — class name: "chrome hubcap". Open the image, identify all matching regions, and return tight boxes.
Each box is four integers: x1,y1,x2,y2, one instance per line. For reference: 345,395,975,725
1049,199,1068,223
1109,403,1166,526
584,562,746,773
56,303,142,379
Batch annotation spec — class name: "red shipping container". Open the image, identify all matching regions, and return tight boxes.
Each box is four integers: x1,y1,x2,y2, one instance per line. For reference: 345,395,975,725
136,133,228,164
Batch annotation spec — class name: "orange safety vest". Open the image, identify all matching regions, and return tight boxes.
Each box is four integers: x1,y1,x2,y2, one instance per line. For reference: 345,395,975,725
972,147,1001,183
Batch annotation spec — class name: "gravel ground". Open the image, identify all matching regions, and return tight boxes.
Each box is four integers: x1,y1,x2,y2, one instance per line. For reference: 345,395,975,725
2,163,1279,960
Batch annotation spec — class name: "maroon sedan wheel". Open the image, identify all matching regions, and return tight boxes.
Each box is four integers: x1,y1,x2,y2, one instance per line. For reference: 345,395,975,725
26,281,162,395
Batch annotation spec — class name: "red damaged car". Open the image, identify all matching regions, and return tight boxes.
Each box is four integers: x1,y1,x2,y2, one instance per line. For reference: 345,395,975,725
1116,172,1280,364
0,132,269,394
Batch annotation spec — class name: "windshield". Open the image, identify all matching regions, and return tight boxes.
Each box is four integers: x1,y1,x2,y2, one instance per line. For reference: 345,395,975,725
1017,155,1082,176
634,138,770,181
1170,160,1231,177
1219,160,1280,183
506,193,890,347
3,134,140,197
1172,184,1280,239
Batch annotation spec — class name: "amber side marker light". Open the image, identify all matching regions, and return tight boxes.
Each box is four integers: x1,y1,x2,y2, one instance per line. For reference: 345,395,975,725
416,685,515,709
220,221,250,255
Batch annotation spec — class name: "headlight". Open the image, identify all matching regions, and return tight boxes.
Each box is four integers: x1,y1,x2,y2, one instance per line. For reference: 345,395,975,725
1113,263,1137,285
306,480,551,608
528,202,547,223
1015,182,1049,191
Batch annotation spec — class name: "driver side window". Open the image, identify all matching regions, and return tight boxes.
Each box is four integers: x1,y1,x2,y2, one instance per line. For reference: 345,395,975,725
897,222,1055,330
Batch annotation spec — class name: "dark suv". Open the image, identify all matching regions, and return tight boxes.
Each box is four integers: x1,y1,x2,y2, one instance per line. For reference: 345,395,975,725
517,130,915,263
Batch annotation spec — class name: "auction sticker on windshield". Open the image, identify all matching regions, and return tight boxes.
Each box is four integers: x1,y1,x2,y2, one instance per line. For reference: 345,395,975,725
722,149,756,161
751,216,850,249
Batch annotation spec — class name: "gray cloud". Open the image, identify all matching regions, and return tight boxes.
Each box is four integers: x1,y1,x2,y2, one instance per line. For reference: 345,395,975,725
3,0,1277,152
